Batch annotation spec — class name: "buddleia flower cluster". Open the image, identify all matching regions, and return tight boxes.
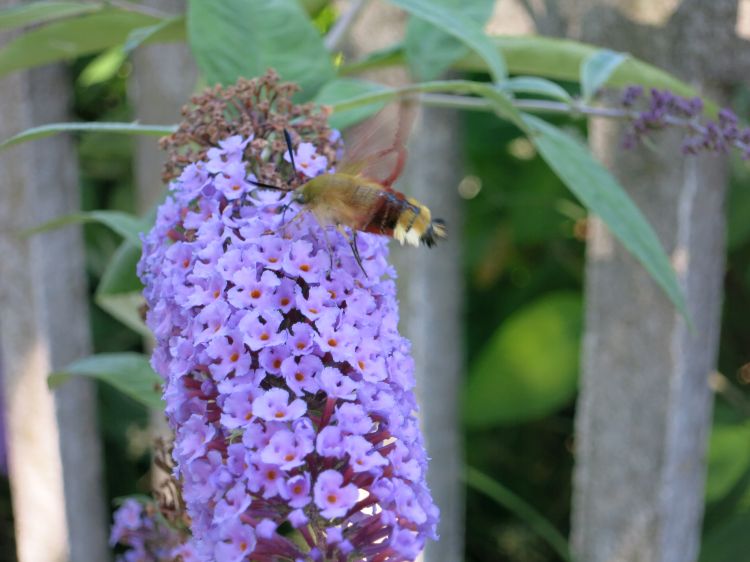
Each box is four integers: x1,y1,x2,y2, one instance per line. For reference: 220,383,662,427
113,70,439,561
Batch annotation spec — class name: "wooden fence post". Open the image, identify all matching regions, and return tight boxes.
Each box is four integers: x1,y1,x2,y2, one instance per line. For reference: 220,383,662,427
0,59,109,561
521,1,737,559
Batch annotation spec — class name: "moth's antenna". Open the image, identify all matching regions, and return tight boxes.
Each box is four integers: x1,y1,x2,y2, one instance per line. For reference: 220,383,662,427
248,179,284,191
284,129,297,178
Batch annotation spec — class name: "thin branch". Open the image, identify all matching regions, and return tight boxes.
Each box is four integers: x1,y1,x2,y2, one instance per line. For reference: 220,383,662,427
105,0,175,18
324,0,368,52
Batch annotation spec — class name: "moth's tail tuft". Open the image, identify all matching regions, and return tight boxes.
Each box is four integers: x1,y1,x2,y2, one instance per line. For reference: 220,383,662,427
421,218,447,248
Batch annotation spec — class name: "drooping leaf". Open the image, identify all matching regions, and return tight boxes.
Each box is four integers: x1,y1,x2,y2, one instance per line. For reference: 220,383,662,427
123,15,186,54
0,121,176,150
315,78,391,129
24,210,146,247
49,352,162,410
504,76,572,102
95,241,148,337
0,9,161,77
580,49,628,101
404,0,494,81
0,1,100,31
388,0,506,82
523,114,688,317
464,293,582,427
186,0,334,98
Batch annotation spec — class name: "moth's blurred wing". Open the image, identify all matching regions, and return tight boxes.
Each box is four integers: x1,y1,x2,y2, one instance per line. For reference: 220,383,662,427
337,101,416,187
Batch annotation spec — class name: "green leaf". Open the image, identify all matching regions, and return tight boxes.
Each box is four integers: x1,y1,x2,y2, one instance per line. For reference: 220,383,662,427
580,49,628,101
705,421,750,503
315,78,391,129
504,76,572,102
388,0,506,82
77,46,126,86
49,352,162,410
523,114,688,317
123,15,186,53
0,121,176,150
23,210,146,246
186,0,335,98
464,293,582,427
700,513,750,562
0,1,100,31
95,242,148,337
465,466,573,562
0,9,160,78
404,0,494,81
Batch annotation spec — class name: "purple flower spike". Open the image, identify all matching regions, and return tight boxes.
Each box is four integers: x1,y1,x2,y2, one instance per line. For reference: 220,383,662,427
618,86,750,158
133,72,438,562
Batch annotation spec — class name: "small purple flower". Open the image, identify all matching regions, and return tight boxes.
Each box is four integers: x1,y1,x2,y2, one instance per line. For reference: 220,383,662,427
252,388,307,421
313,469,359,518
284,141,328,177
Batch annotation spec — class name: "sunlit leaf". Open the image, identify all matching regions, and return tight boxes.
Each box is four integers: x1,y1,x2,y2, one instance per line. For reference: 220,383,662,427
49,352,162,410
77,46,126,86
524,114,688,317
186,0,334,98
580,49,628,101
464,293,582,427
347,36,709,110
